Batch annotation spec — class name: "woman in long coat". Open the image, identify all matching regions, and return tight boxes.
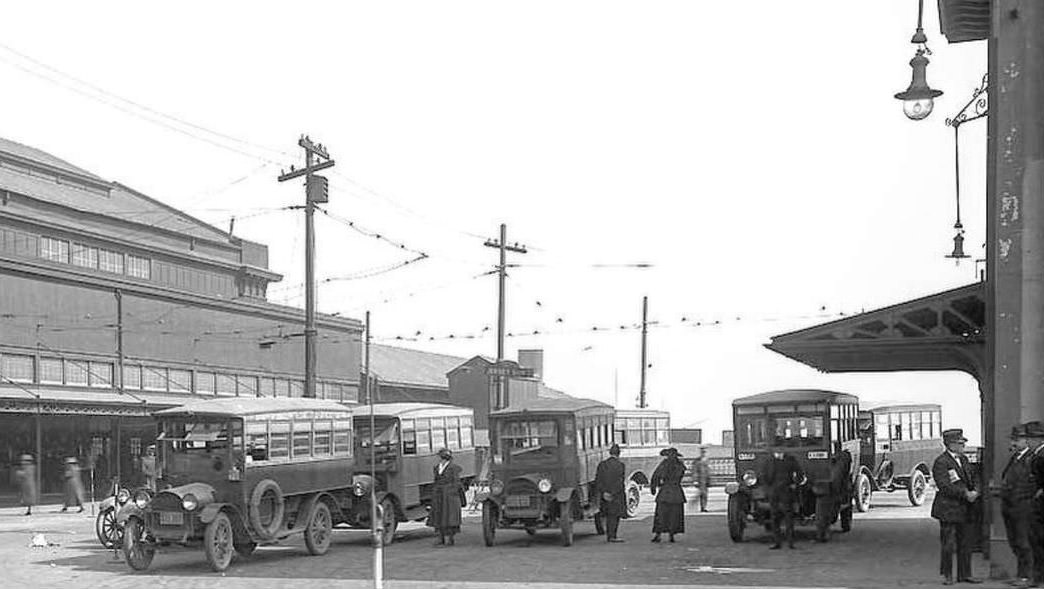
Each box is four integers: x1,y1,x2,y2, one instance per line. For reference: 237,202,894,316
650,447,687,542
428,448,464,546
14,455,38,516
61,457,86,513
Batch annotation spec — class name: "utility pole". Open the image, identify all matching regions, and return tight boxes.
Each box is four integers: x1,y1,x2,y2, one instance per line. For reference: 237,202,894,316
365,311,383,589
483,223,527,410
278,136,334,398
638,295,648,409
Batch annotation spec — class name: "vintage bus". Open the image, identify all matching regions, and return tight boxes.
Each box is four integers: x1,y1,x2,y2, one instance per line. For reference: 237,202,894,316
857,403,942,507
117,398,355,572
726,389,863,543
613,408,670,517
481,397,615,546
347,403,478,544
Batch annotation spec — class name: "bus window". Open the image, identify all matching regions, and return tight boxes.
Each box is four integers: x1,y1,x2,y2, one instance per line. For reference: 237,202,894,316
333,424,352,455
447,417,460,449
314,421,332,455
415,419,431,455
431,417,446,451
460,416,473,448
245,421,269,462
270,421,290,459
292,421,312,458
402,419,417,455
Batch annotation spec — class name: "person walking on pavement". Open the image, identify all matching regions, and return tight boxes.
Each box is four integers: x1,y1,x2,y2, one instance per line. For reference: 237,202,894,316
650,447,686,543
595,443,626,543
13,454,37,516
1023,421,1044,586
931,428,982,585
140,445,159,491
690,446,711,513
1000,424,1036,587
428,448,463,546
765,450,803,549
61,457,86,513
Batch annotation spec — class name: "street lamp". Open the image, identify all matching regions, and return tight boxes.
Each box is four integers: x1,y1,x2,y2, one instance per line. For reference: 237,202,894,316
895,0,943,120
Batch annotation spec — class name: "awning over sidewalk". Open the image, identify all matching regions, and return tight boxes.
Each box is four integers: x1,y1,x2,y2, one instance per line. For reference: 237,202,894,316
766,282,986,379
0,385,203,416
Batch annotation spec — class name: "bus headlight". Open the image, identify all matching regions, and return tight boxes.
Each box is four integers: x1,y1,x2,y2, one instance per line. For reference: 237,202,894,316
181,494,198,511
537,478,552,493
353,482,366,497
490,479,504,496
133,489,152,509
741,470,758,487
116,488,131,505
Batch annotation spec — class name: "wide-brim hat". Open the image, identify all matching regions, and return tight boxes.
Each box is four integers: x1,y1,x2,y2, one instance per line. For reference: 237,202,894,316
942,428,968,444
659,447,682,458
1022,421,1044,438
437,448,452,459
608,443,621,455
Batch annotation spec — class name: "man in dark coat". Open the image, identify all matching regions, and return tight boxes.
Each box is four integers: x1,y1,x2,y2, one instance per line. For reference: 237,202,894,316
931,428,982,585
764,451,803,549
594,443,625,542
1001,424,1037,587
650,447,686,543
1023,421,1044,586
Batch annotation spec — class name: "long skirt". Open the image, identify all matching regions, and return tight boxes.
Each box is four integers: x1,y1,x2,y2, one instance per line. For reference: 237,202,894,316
428,485,462,535
652,502,685,534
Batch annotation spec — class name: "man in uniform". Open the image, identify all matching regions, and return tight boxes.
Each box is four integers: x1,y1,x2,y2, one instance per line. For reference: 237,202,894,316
931,428,982,585
1000,424,1036,587
1023,421,1044,586
690,446,711,513
764,450,803,549
594,443,626,543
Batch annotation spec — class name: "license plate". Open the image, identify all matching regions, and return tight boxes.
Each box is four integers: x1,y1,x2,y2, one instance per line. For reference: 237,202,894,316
807,451,828,459
160,512,183,525
506,495,530,507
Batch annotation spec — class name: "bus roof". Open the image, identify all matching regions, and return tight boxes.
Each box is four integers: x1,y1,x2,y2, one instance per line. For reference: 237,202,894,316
490,396,611,416
861,403,942,414
614,408,670,419
353,402,473,419
153,397,351,418
732,389,859,407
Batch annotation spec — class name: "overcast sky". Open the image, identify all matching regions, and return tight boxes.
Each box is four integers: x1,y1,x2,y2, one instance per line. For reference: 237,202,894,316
0,1,991,443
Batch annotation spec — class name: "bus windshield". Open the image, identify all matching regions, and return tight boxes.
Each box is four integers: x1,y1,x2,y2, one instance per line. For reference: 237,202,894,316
355,418,400,449
157,419,235,453
736,413,825,448
497,418,559,457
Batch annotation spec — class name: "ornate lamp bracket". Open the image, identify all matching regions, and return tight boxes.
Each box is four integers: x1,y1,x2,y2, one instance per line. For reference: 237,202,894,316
945,73,989,129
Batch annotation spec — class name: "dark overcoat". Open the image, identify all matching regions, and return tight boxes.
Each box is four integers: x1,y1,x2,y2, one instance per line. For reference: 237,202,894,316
428,461,463,532
1001,449,1037,516
650,457,686,504
763,454,803,507
931,450,975,523
595,455,626,517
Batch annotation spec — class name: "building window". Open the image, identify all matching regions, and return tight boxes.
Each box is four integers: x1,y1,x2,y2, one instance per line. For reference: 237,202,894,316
89,362,113,388
39,358,63,384
168,369,191,393
40,237,69,263
196,372,216,394
98,248,124,274
259,378,275,397
275,379,290,397
237,375,258,397
142,366,167,391
289,381,304,398
1,354,34,382
216,373,236,396
121,365,141,390
71,243,99,269
66,360,89,386
127,254,151,279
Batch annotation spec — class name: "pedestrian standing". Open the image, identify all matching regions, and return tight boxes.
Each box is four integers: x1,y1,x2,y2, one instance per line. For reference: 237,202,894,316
140,445,159,491
13,454,37,516
690,446,711,513
1000,424,1036,587
650,447,686,543
428,447,463,546
61,457,86,513
765,450,803,549
931,428,982,585
594,443,626,543
1023,421,1044,587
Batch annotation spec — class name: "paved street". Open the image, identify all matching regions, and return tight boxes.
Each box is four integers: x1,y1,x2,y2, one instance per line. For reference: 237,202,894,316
0,487,1011,589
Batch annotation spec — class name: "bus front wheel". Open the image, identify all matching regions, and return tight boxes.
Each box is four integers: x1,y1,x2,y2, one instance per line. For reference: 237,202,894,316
727,494,745,542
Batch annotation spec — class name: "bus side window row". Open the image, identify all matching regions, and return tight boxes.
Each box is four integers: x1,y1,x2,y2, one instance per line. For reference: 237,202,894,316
402,415,474,456
244,418,352,463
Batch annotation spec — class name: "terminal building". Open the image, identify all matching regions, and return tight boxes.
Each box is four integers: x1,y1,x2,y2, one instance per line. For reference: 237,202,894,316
0,137,362,498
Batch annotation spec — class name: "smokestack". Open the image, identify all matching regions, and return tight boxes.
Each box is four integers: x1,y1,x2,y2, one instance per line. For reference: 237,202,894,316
517,349,543,381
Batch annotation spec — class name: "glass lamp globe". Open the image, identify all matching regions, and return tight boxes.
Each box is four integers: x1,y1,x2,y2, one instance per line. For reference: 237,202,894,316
902,97,935,121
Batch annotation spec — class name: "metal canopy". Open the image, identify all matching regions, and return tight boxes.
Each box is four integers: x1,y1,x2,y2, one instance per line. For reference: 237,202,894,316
765,283,985,378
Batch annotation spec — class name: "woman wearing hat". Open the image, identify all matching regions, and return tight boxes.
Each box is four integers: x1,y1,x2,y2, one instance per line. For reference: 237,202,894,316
428,448,464,546
13,454,37,516
649,447,686,543
61,457,86,513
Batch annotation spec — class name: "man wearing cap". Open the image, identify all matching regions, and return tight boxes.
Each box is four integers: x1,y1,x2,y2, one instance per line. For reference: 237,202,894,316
1000,424,1036,587
1023,421,1044,586
931,428,982,585
594,443,625,542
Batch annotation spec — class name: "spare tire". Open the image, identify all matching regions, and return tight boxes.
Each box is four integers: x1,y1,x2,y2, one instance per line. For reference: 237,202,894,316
249,479,285,540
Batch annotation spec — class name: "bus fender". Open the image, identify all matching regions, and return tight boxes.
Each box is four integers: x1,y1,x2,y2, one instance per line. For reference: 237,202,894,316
114,502,144,525
555,487,575,504
199,503,232,525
